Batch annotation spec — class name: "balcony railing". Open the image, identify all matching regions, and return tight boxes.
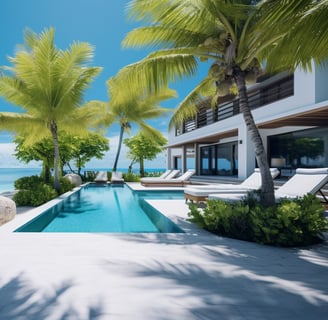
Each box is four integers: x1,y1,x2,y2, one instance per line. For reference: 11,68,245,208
177,75,294,135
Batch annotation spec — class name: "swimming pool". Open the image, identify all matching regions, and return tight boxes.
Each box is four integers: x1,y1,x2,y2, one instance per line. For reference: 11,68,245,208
15,184,184,233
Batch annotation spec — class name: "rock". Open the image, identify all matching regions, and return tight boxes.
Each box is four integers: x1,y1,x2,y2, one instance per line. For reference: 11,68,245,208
0,196,16,226
64,173,82,186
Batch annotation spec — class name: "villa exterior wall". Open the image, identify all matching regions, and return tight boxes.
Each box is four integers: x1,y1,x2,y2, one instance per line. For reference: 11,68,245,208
167,64,328,180
315,63,328,102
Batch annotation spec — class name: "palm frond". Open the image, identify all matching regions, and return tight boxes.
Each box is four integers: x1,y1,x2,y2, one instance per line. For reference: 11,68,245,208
169,76,215,128
115,50,198,96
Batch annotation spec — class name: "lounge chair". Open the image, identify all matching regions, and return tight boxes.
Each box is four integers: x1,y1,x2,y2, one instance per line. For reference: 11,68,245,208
141,169,196,187
94,171,108,183
111,171,124,185
140,170,180,184
157,169,173,179
184,168,280,203
208,168,328,203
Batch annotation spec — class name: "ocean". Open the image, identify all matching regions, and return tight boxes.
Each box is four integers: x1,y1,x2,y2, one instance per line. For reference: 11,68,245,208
0,167,165,193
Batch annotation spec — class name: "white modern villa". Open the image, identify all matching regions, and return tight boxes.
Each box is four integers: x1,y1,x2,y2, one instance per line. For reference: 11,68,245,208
167,63,328,181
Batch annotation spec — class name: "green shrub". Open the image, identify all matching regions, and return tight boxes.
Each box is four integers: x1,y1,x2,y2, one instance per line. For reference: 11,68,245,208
13,175,74,207
123,172,140,182
188,193,328,247
13,184,57,206
188,200,253,241
250,194,328,246
58,177,75,194
14,175,44,190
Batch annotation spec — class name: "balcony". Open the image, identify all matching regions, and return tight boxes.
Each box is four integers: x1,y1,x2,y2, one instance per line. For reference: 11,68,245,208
176,74,294,136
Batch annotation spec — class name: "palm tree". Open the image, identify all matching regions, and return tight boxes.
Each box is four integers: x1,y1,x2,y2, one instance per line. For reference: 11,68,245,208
257,0,328,71
114,0,289,206
0,28,101,192
91,77,176,172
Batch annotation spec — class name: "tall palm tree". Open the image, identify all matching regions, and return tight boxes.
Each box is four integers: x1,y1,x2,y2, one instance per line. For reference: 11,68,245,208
91,77,176,172
114,0,288,206
0,28,101,192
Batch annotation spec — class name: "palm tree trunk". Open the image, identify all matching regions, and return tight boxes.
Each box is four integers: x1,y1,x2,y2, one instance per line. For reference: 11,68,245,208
140,156,145,177
41,160,51,184
233,67,275,207
50,121,61,193
112,125,124,172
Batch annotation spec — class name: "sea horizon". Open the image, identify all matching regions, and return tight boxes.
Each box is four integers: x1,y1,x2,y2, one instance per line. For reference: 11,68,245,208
0,167,166,193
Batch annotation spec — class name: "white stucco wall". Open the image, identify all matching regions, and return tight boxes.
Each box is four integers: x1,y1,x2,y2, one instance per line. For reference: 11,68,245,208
167,65,327,178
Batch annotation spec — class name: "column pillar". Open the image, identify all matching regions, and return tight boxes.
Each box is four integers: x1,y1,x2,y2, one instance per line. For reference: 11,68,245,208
238,124,256,179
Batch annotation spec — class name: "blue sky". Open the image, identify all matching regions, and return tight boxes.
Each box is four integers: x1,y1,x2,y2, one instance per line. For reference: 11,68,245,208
0,0,208,169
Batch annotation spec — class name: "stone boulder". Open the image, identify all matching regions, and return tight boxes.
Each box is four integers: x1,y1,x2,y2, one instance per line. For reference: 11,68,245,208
0,196,16,226
64,173,82,186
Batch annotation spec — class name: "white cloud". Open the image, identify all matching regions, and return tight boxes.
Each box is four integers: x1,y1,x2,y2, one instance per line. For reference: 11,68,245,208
0,143,41,168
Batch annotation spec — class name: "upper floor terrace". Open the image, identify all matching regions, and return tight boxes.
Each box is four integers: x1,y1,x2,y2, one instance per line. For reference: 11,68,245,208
171,61,328,142
175,72,294,136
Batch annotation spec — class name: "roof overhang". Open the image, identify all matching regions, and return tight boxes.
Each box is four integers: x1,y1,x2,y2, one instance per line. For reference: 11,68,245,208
258,104,328,129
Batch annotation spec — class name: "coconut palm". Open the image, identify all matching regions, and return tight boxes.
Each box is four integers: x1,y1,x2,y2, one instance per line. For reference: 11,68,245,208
114,0,288,206
0,28,102,192
257,0,328,71
91,77,176,172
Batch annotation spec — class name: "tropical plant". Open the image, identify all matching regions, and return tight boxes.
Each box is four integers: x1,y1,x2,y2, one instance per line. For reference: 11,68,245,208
13,175,74,206
60,132,109,175
14,132,109,179
14,136,54,183
124,130,167,176
257,0,328,72
114,0,297,206
89,77,175,172
188,194,328,247
0,28,102,193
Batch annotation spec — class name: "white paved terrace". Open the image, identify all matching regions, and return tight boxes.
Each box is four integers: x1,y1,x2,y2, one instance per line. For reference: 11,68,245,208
0,183,327,319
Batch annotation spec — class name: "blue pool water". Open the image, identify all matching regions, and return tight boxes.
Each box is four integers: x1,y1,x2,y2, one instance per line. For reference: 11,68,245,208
15,184,184,233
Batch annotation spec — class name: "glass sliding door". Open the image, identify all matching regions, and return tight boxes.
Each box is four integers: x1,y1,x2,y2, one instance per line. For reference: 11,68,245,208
200,142,238,176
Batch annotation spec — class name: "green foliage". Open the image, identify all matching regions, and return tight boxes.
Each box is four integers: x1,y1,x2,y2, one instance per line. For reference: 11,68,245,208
14,175,44,190
123,172,140,182
188,200,253,241
13,175,74,207
250,194,328,246
58,177,75,194
0,27,102,193
124,130,167,176
188,194,328,247
13,184,57,206
61,133,109,174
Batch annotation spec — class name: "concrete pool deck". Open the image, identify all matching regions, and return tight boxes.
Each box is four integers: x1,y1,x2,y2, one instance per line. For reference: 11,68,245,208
0,183,327,319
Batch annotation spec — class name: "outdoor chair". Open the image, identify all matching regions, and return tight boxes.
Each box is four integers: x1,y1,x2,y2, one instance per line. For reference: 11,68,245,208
94,171,108,183
140,169,180,185
141,169,195,187
207,168,328,203
184,168,280,203
111,171,124,186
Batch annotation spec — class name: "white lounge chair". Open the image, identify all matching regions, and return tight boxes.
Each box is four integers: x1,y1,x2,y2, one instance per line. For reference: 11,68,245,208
111,171,124,185
94,171,108,183
141,169,195,187
157,169,173,179
184,168,280,203
208,168,328,203
140,170,180,184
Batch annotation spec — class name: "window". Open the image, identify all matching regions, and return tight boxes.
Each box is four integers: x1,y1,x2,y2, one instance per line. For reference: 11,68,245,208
268,127,328,177
200,142,238,176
